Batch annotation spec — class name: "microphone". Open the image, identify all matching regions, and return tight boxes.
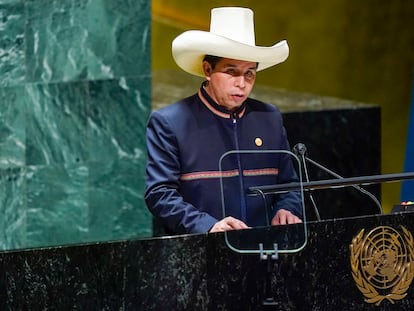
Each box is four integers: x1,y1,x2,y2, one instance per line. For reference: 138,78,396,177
292,143,383,215
292,143,321,221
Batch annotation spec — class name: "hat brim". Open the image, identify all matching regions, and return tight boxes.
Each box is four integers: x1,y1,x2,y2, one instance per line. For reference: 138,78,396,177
172,30,289,77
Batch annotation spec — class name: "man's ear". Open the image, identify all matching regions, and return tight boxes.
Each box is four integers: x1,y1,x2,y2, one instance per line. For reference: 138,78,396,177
202,61,212,79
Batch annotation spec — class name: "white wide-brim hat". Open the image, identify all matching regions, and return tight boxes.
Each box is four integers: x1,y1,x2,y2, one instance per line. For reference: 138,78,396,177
172,7,289,77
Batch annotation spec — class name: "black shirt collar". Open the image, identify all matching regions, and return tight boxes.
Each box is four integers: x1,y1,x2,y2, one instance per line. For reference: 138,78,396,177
200,82,246,117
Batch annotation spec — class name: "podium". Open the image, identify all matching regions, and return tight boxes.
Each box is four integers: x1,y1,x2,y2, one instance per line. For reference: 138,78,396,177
1,212,414,310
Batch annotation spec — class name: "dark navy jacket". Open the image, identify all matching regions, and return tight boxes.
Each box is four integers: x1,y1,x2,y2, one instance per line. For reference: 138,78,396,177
145,86,302,234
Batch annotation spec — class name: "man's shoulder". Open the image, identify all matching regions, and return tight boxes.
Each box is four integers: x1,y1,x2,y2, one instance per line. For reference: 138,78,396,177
246,97,280,113
153,94,199,117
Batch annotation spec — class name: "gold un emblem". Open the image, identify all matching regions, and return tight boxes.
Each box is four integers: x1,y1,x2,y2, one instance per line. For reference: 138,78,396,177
350,226,414,306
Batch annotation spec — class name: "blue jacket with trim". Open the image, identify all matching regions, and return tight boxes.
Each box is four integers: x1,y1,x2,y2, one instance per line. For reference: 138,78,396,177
145,87,302,234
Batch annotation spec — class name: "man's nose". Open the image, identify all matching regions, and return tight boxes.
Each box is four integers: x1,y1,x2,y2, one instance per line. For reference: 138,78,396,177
234,75,246,88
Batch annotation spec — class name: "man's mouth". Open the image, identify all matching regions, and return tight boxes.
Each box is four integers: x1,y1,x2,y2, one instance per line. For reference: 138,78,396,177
232,94,244,99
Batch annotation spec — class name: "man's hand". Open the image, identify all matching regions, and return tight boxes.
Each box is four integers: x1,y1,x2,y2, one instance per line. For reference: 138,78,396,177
209,216,250,233
271,209,302,225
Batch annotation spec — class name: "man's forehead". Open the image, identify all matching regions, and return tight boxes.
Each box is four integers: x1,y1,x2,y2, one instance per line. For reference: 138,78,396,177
218,58,257,69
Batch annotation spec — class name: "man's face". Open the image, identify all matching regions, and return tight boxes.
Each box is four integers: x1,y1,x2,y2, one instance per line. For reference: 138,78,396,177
203,58,257,111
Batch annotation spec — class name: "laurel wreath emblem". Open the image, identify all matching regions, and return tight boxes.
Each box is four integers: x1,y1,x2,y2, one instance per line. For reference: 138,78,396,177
350,226,414,306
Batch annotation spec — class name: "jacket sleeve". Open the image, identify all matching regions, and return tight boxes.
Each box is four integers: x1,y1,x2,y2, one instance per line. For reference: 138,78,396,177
144,110,218,234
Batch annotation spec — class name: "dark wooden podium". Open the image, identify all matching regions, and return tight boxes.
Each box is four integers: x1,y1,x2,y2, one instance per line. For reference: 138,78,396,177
1,212,414,310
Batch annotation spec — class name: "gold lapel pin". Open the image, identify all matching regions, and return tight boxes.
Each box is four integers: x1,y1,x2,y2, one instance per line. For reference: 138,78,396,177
255,137,263,147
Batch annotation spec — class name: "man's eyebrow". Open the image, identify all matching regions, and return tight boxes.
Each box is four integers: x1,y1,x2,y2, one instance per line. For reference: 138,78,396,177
222,63,257,70
221,63,237,68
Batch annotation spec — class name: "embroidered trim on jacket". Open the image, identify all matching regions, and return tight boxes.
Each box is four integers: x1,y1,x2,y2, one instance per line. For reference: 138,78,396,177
180,168,278,181
243,168,279,176
180,169,239,181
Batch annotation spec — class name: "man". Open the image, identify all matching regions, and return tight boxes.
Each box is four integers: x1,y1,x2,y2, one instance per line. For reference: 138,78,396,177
145,7,303,234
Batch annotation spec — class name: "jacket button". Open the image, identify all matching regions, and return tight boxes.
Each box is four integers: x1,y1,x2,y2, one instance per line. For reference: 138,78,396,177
255,137,263,147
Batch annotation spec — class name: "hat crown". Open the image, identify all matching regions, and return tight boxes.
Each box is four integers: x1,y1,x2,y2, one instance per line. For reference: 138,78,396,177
209,7,255,46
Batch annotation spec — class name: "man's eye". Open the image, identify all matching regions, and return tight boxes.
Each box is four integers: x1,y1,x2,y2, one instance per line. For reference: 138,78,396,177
226,69,236,75
245,71,255,79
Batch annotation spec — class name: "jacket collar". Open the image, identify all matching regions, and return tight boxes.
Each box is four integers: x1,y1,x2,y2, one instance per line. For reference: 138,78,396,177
198,83,246,119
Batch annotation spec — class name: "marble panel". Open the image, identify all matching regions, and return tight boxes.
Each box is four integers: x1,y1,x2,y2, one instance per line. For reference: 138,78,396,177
87,158,151,241
124,235,208,310
0,85,26,168
85,0,151,80
25,164,89,248
87,77,150,163
24,81,89,166
206,214,414,310
0,167,25,250
25,0,90,83
0,0,25,87
1,242,126,309
87,77,151,240
25,0,151,83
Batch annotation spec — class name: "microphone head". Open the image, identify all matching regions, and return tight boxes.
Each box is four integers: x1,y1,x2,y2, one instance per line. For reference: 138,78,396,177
293,143,307,156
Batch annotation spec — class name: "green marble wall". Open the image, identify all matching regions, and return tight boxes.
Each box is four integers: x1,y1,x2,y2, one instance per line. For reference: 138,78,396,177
0,0,152,250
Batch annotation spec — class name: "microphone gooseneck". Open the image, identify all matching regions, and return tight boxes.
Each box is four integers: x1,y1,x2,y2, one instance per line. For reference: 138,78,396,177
293,143,321,221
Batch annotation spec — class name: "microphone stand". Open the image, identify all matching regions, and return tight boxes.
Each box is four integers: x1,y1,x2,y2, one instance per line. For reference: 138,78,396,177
304,155,383,215
292,143,383,215
298,152,321,221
